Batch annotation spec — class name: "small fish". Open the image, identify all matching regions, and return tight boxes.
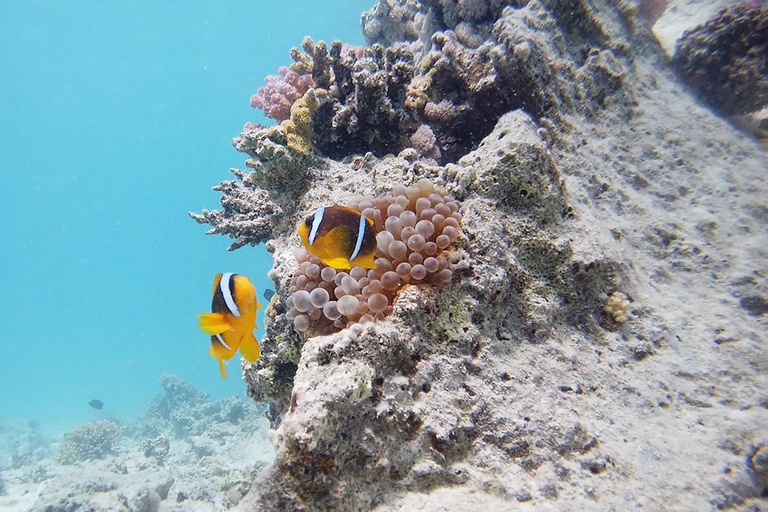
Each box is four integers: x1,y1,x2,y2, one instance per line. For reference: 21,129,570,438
263,288,275,302
88,399,104,410
298,206,377,270
197,273,262,379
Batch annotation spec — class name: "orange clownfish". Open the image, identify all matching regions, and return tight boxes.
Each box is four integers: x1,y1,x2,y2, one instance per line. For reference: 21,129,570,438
298,205,377,270
197,273,261,379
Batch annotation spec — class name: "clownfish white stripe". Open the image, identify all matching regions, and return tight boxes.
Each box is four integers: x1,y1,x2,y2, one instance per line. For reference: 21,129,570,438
308,206,325,245
220,273,241,318
349,214,367,263
215,333,232,351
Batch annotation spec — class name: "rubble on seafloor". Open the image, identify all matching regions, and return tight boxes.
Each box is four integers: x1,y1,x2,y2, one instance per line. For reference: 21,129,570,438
0,375,273,512
191,1,768,511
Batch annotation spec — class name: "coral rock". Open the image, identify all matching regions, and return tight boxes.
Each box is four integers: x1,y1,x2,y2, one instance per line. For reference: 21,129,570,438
674,5,768,116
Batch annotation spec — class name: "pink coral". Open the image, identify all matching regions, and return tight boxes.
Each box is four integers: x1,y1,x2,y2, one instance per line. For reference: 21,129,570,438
409,124,441,161
250,67,315,122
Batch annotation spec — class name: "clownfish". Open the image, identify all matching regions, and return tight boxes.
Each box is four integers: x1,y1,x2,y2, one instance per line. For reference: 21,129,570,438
298,205,377,270
197,273,261,379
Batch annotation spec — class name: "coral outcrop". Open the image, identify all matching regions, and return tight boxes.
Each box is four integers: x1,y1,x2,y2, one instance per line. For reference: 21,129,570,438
673,4,768,116
194,1,768,511
57,420,121,465
251,67,316,122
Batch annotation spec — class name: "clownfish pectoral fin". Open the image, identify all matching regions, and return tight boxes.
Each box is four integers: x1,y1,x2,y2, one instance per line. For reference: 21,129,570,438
240,333,261,362
197,313,231,335
325,225,353,249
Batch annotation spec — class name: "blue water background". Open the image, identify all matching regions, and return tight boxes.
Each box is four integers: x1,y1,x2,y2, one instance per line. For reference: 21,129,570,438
0,0,371,431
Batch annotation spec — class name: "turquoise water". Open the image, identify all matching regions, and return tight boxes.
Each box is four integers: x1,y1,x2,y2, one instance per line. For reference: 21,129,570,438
0,0,370,430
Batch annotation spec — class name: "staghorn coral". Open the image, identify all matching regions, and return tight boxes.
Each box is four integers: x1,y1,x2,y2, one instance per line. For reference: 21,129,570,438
674,4,768,116
189,169,283,251
250,66,315,122
57,420,121,465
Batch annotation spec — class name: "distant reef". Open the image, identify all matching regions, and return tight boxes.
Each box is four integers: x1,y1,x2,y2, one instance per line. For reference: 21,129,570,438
0,375,273,511
195,1,768,511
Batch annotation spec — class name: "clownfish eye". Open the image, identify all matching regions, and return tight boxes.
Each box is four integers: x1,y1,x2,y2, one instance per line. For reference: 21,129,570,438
304,216,313,227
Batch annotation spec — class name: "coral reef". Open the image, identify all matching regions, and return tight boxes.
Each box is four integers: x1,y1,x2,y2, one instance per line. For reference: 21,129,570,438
189,169,283,251
0,420,50,469
673,4,768,116
194,0,768,510
129,373,256,439
57,420,121,465
0,375,273,511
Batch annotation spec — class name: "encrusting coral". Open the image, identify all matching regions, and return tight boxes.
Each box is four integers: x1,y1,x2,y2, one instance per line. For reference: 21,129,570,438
603,290,631,324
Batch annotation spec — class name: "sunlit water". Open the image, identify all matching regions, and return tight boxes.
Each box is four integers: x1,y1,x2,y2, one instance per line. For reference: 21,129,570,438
0,0,370,435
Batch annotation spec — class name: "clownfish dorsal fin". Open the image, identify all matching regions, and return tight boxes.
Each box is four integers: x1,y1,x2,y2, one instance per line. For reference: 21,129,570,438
197,313,231,335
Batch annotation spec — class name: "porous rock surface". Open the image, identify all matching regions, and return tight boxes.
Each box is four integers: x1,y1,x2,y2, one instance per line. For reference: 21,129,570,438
673,4,768,116
196,1,767,510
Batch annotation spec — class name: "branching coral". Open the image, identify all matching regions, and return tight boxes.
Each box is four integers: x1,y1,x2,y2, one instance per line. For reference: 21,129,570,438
282,89,326,155
189,169,283,251
250,67,315,122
